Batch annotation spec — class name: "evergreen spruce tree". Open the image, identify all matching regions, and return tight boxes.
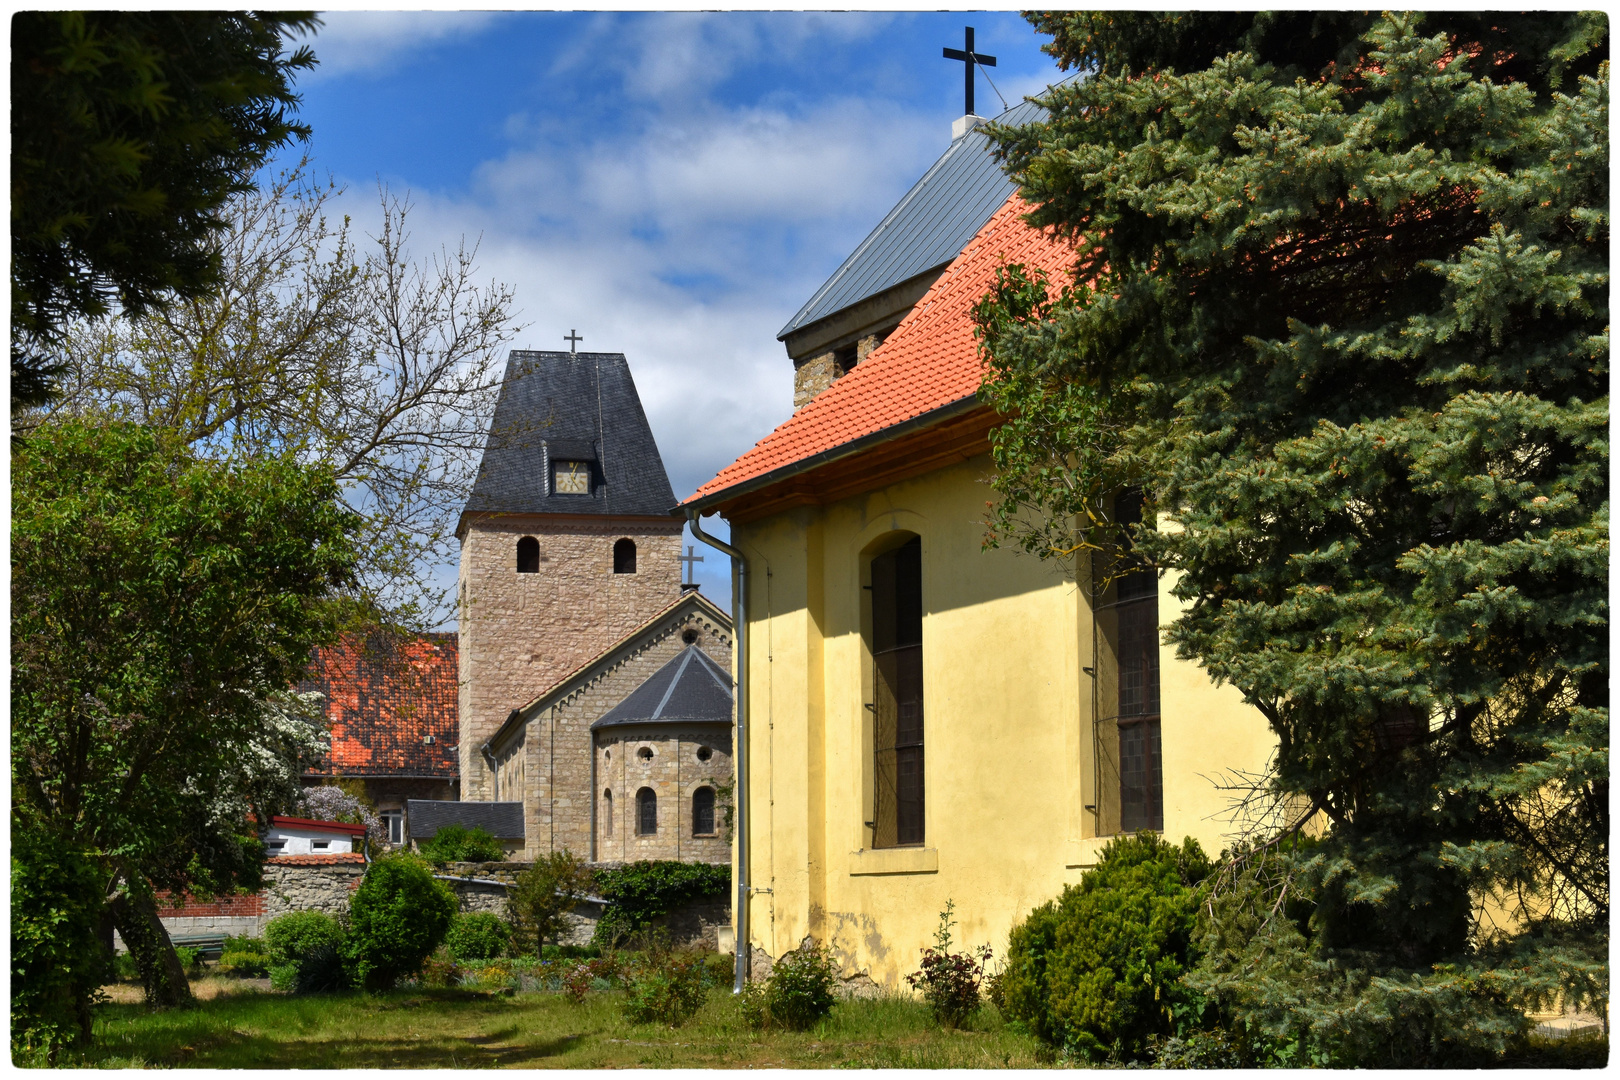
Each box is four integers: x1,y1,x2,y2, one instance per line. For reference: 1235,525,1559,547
977,13,1607,1063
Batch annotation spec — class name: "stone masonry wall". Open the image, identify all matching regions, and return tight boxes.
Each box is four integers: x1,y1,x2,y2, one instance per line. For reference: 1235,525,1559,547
595,728,731,865
513,608,731,862
459,515,683,800
791,331,886,409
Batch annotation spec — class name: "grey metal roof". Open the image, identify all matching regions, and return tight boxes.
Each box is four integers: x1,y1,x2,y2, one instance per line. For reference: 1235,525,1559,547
777,95,1048,342
592,646,733,731
406,800,525,841
462,351,677,519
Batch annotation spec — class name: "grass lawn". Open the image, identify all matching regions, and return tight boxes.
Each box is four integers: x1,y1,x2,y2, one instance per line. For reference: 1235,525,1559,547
62,976,1059,1069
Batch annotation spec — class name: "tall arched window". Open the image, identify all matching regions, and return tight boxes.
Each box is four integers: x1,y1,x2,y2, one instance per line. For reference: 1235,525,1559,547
614,538,637,574
602,789,613,835
517,536,540,573
872,535,924,847
692,787,716,836
636,787,657,835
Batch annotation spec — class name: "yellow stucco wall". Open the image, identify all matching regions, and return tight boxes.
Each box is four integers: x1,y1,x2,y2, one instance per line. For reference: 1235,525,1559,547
727,451,1276,989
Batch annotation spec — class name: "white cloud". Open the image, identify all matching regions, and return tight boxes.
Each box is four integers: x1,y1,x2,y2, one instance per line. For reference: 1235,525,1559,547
301,11,502,81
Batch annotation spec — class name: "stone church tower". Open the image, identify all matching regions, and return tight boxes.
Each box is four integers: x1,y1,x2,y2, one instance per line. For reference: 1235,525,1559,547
456,350,683,801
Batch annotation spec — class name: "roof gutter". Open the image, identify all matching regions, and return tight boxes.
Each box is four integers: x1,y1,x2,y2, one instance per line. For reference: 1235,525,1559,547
684,509,751,994
679,393,982,517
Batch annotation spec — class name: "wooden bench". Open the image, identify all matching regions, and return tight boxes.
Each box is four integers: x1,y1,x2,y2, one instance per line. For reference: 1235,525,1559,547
168,933,227,960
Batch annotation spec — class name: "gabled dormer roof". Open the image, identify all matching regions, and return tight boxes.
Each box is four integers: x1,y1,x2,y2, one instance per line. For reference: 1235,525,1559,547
776,95,1047,343
461,350,676,523
592,646,732,731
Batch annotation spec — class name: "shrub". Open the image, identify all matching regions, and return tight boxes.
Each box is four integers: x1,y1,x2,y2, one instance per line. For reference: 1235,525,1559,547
218,950,270,978
591,860,730,947
621,948,709,1027
416,948,461,989
508,850,593,955
264,912,344,967
561,957,621,1003
446,912,510,962
294,943,351,994
906,901,992,1028
745,943,839,1031
269,964,298,992
344,852,457,990
218,935,271,978
10,823,107,1062
173,945,202,973
1001,833,1211,1062
418,824,505,863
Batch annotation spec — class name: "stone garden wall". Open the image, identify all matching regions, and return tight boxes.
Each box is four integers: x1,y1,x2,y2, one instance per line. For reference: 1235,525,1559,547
142,858,731,953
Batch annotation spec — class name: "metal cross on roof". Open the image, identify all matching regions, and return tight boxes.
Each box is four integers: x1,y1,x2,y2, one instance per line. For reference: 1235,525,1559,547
942,26,996,118
564,329,583,354
677,545,704,586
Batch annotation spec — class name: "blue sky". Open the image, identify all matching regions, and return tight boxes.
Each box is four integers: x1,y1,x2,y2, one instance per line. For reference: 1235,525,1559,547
286,11,1064,614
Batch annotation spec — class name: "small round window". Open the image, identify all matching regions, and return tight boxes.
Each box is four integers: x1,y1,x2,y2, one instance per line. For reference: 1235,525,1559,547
681,628,700,645
637,747,654,761
696,746,714,762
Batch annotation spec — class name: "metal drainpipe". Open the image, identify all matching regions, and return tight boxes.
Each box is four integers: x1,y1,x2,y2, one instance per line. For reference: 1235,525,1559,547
686,508,749,994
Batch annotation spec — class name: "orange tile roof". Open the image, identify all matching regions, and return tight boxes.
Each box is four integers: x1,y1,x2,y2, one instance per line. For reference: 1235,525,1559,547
299,633,459,778
686,195,1076,506
266,853,366,866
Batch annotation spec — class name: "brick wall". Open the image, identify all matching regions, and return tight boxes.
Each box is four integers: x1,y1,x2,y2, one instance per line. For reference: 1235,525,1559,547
458,515,684,800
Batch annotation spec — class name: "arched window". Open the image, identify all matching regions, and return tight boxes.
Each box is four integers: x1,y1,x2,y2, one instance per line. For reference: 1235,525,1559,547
614,538,637,574
602,789,613,835
517,536,540,573
692,787,716,836
636,787,657,835
871,535,924,847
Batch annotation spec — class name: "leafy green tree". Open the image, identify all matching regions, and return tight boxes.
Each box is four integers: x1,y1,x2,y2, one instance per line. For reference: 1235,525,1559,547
11,419,359,1010
10,12,319,411
979,12,1607,1064
507,850,594,955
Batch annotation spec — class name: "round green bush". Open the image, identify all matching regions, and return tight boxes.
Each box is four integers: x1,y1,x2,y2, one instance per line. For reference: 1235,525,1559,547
264,912,345,967
418,824,505,863
753,944,838,1031
1001,833,1210,1062
446,912,511,962
344,852,457,990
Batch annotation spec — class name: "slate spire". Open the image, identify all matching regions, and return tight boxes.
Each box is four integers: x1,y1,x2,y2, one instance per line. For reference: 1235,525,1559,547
462,350,676,520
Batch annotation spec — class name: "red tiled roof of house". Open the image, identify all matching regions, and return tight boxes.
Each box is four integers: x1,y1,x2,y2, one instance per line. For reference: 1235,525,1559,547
299,633,458,779
266,853,367,866
268,815,369,836
685,195,1077,506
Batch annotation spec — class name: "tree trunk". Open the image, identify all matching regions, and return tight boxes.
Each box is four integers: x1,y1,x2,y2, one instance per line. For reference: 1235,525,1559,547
107,883,194,1009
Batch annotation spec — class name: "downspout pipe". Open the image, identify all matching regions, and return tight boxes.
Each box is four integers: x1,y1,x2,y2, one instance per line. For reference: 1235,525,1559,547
686,507,749,994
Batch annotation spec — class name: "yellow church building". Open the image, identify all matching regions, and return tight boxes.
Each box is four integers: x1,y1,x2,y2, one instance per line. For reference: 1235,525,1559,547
683,108,1276,989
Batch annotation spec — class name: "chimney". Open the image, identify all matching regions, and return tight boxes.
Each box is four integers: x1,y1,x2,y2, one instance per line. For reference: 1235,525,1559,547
952,114,986,140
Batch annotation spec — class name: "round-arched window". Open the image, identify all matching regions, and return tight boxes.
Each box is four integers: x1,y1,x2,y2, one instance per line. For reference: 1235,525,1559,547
692,787,716,836
602,789,613,834
614,538,637,574
517,536,540,573
636,787,657,835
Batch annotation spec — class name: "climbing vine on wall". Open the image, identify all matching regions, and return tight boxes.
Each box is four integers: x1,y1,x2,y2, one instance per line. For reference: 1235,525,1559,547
592,860,731,947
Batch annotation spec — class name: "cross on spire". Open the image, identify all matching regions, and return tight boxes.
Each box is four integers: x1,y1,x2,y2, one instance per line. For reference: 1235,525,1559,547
564,329,583,354
942,26,996,118
677,545,704,587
